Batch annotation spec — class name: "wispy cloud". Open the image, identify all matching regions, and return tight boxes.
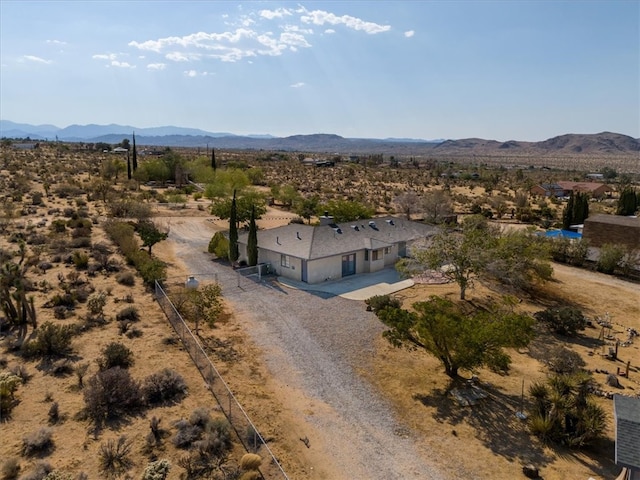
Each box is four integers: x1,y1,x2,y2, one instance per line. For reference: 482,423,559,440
147,63,166,70
93,53,117,61
111,61,135,68
46,39,66,45
128,5,390,64
23,55,52,64
184,70,198,77
404,30,415,38
299,9,390,34
290,82,305,88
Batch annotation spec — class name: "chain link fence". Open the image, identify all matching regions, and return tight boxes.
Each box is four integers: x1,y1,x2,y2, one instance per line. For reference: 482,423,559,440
155,281,289,480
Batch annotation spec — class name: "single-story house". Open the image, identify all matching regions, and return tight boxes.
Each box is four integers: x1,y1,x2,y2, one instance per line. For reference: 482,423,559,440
613,395,640,480
530,183,566,198
111,147,128,154
583,214,640,250
557,181,612,199
237,215,438,284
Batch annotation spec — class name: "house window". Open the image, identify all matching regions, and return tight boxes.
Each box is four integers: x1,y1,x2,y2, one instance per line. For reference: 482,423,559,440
364,250,369,261
384,247,391,255
281,254,290,268
372,249,380,261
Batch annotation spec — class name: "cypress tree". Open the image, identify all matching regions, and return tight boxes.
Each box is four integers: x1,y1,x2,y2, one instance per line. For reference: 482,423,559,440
132,132,138,171
211,148,217,171
562,193,574,230
247,205,258,266
228,190,239,263
617,187,638,216
126,153,132,180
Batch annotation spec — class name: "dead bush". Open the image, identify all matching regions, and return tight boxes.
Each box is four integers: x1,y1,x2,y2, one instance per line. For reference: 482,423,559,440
22,427,53,457
15,460,51,480
0,457,20,480
143,369,187,405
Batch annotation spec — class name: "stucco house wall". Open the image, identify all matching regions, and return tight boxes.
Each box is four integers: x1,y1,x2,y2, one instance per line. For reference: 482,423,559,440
583,214,640,250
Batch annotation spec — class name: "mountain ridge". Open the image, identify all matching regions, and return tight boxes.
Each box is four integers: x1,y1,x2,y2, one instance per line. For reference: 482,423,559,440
1,120,638,156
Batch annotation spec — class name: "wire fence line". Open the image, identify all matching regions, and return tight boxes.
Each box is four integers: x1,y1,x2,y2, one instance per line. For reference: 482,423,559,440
154,281,289,480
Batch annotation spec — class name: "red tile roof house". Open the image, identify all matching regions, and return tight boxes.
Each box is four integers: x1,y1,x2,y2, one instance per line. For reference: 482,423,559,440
530,183,566,198
237,216,438,284
557,181,613,199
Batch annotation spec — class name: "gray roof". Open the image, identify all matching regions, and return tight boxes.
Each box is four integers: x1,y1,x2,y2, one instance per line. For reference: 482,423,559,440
239,216,438,260
614,394,640,469
585,214,640,228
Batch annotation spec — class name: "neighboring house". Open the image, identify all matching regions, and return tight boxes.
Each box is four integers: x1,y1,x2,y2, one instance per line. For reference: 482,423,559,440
557,181,612,199
237,216,438,284
530,183,565,198
111,147,128,154
613,395,640,480
583,214,640,250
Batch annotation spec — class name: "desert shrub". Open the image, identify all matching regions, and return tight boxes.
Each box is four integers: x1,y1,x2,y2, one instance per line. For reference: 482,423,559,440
74,362,89,388
141,459,171,480
37,262,53,272
50,220,66,234
172,420,202,449
23,322,74,358
98,436,133,479
365,294,401,313
1,457,20,480
16,461,52,480
240,453,262,471
115,306,139,322
52,306,66,320
50,359,73,377
544,346,586,374
22,427,53,457
71,251,89,269
596,243,625,274
534,306,587,336
115,271,135,286
48,402,59,424
98,342,134,370
86,292,107,316
143,369,187,404
194,417,233,459
83,367,143,423
207,231,229,259
0,372,22,415
9,365,30,383
46,293,76,309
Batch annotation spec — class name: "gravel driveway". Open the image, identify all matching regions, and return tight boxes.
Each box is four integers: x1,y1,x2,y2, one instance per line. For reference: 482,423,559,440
163,218,446,479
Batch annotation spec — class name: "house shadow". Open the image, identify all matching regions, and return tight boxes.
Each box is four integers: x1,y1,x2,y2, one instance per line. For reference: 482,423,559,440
414,379,553,468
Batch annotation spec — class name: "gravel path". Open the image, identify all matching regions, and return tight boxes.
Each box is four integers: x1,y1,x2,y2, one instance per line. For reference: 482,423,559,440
163,217,446,480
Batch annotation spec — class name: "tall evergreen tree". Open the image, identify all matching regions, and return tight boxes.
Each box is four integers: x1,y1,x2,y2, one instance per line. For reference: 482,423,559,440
247,205,258,266
616,187,638,216
228,190,239,263
132,132,138,171
211,148,217,171
126,153,132,180
562,193,575,230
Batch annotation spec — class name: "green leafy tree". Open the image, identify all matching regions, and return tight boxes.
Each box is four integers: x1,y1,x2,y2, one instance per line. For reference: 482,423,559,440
228,190,239,263
377,296,534,378
136,221,168,255
208,232,229,259
596,243,625,274
210,191,266,226
319,199,374,223
413,216,496,300
534,306,587,336
247,205,258,266
295,195,320,224
616,187,638,216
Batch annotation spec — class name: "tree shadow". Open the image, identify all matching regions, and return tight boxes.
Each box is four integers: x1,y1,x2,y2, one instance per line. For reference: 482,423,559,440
414,379,553,467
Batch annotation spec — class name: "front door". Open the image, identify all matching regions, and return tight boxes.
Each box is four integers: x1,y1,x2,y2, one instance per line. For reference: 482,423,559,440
341,254,356,277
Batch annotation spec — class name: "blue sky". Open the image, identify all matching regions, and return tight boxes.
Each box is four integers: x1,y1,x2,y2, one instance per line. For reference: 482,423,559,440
1,1,638,141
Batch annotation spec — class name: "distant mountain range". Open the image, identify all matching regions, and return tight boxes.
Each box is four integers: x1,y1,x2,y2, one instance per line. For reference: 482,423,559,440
1,120,638,156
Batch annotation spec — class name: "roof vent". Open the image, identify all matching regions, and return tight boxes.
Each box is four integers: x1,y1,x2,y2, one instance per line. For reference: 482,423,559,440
332,227,343,234
368,221,378,231
351,225,359,231
386,219,395,226
296,232,301,240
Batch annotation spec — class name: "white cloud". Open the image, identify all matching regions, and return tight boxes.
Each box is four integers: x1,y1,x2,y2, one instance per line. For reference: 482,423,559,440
259,7,293,20
300,9,390,34
23,55,52,64
184,70,198,77
147,63,166,70
110,60,135,68
324,29,336,34
290,82,305,88
46,39,66,45
93,53,117,61
166,51,202,62
404,30,415,38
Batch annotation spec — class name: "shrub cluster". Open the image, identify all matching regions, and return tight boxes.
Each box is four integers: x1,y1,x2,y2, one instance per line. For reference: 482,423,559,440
365,294,401,313
23,322,74,358
22,427,54,457
534,306,587,336
104,220,166,284
83,367,143,424
98,342,134,371
142,369,187,404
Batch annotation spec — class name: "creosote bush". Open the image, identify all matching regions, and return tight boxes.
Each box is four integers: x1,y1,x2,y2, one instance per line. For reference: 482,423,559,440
143,368,187,404
83,367,143,424
115,271,135,286
23,322,74,358
115,306,139,322
365,294,401,313
98,342,134,370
